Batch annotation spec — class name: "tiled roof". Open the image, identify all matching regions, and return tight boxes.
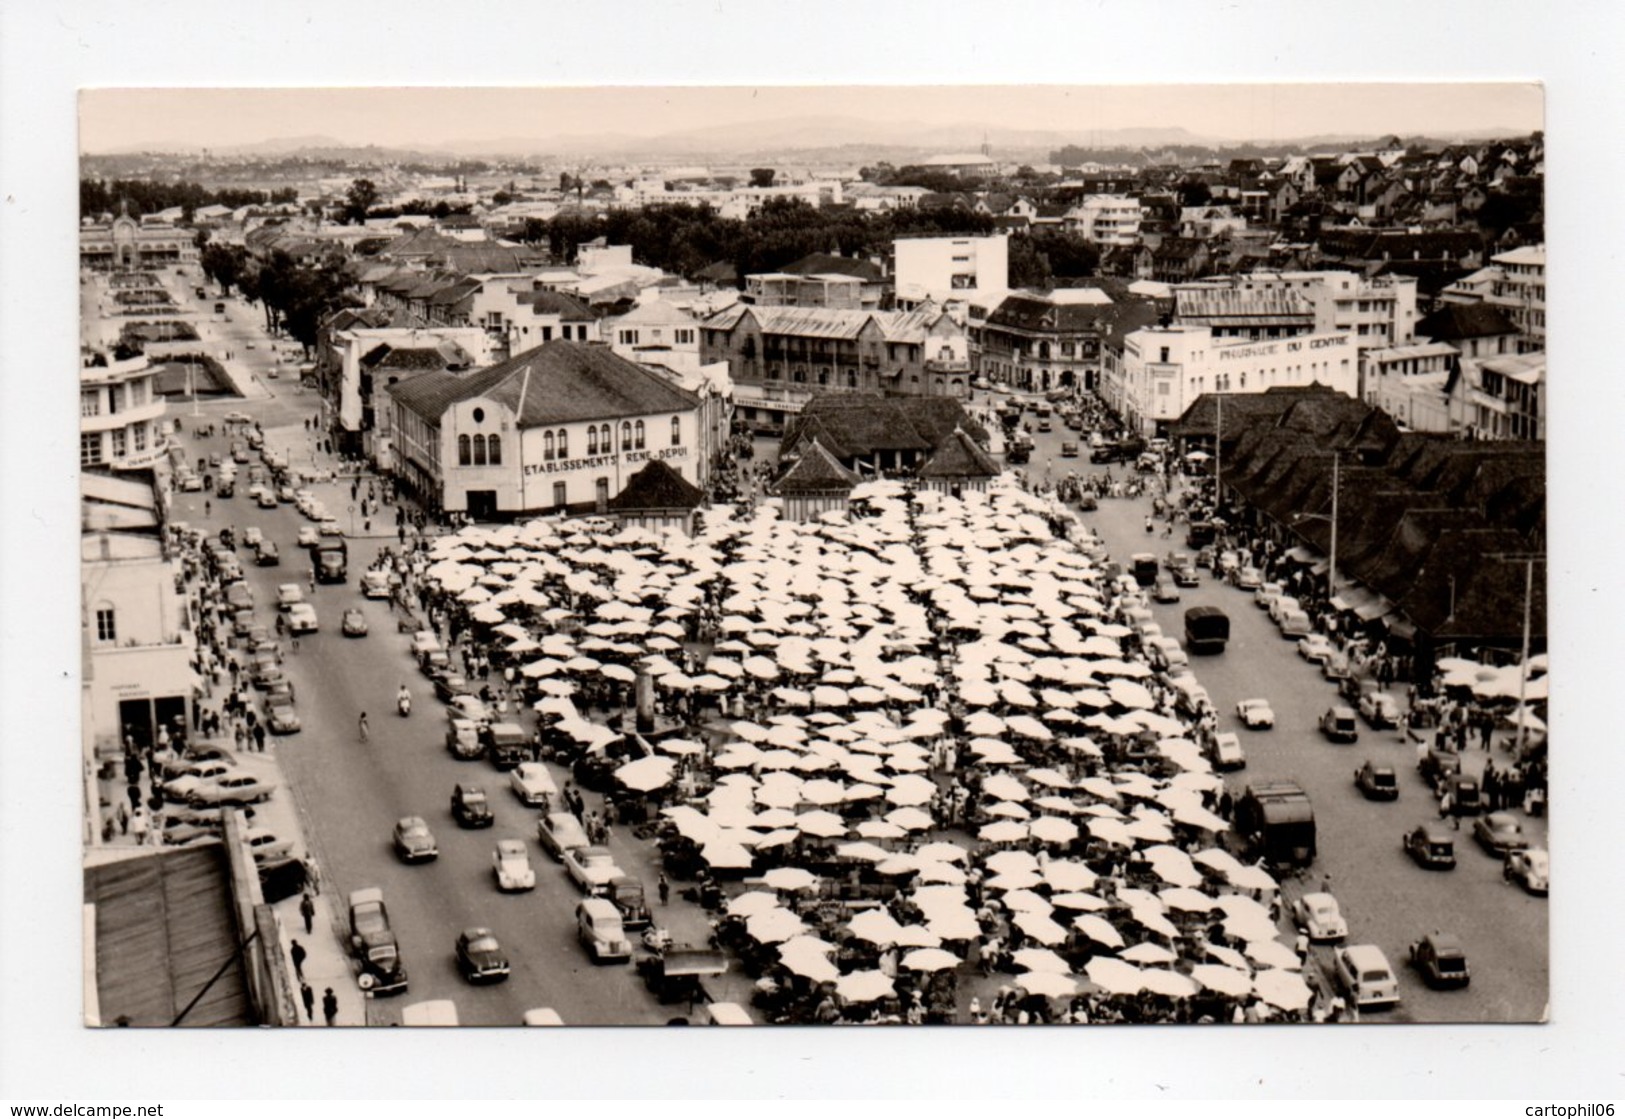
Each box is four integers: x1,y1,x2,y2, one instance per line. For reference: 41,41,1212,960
525,289,597,321
779,394,987,461
918,428,1001,479
1416,303,1518,341
773,439,860,494
388,340,698,427
609,459,704,512
780,253,883,282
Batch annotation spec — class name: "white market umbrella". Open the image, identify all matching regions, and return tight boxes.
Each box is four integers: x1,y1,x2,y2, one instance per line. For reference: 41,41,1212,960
701,840,755,870
1253,968,1313,1012
1012,911,1069,946
846,909,906,946
1042,860,1097,891
836,841,891,863
916,842,968,864
1246,938,1302,971
1029,816,1080,844
615,754,677,792
1085,957,1145,995
855,819,907,840
1013,971,1078,999
835,970,895,1004
746,907,806,944
599,663,637,684
885,806,936,832
979,820,1029,843
1191,964,1254,997
1121,942,1179,966
900,947,960,973
793,810,849,838
762,866,821,892
1139,968,1199,999
1073,914,1125,949
1012,947,1071,974
726,891,782,918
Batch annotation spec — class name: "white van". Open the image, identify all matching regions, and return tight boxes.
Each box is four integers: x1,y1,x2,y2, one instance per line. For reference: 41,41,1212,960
400,1000,459,1027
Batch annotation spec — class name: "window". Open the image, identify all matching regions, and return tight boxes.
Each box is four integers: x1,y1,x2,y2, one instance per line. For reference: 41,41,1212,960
818,368,829,385
588,427,598,455
1160,347,1171,363
670,417,681,446
133,425,146,452
80,432,102,467
847,370,858,388
472,435,487,466
557,429,568,458
107,385,122,415
675,328,694,346
620,329,640,346
541,326,553,342
454,434,470,465
95,606,116,643
634,420,645,449
81,392,100,417
553,481,567,510
487,435,500,465
599,424,611,452
621,422,632,449
110,429,127,458
544,431,555,460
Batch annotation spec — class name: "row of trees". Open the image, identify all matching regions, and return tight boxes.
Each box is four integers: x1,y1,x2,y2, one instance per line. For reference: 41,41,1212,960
80,178,297,221
199,243,356,355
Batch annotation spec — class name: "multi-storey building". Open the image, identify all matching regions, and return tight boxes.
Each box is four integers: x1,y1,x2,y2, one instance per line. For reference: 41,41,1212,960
1484,245,1546,352
1117,322,1358,437
79,207,200,271
1463,352,1545,440
1360,342,1462,431
1176,271,1417,351
80,355,170,472
1063,195,1143,246
973,288,1164,394
700,305,969,434
892,234,1010,307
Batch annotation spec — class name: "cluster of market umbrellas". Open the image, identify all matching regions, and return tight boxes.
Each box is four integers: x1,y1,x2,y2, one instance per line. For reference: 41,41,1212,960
418,480,1307,1016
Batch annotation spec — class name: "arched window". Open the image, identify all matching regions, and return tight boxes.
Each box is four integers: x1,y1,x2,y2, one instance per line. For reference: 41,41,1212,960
557,429,568,458
634,420,645,449
588,427,598,455
458,434,471,465
621,421,632,450
472,434,487,466
544,430,555,460
670,417,681,446
487,434,501,465
94,603,117,643
599,424,611,451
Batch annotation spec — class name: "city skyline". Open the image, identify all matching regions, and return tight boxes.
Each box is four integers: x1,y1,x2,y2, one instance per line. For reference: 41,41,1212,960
80,83,1544,156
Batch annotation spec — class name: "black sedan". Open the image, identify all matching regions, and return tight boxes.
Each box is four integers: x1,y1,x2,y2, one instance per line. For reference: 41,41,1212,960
451,784,494,828
341,608,369,637
455,928,510,984
1353,761,1399,801
255,541,280,566
1472,811,1530,856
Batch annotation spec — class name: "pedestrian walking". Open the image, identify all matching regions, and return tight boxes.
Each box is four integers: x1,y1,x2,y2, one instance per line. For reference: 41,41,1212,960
290,939,307,981
253,723,267,752
299,890,316,935
300,981,315,1023
303,857,321,896
658,873,670,906
322,987,338,1027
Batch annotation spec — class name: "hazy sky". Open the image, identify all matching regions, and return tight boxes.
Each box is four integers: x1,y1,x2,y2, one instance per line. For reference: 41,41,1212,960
79,83,1543,152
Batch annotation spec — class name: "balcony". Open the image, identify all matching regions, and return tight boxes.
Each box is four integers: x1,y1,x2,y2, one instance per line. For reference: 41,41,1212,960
926,358,972,373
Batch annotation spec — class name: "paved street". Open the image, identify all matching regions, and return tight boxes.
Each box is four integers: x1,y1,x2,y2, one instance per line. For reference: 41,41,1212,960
1014,399,1549,1022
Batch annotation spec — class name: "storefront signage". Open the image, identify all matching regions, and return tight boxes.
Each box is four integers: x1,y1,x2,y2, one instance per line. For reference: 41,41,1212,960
624,446,688,465
523,452,619,477
1224,334,1350,361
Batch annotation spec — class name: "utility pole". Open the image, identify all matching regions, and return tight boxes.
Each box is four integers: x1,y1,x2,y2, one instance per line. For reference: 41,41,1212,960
1214,392,1222,502
1487,552,1546,759
1329,450,1339,598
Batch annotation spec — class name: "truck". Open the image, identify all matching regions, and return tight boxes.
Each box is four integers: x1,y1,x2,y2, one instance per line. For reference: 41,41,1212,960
1234,781,1317,869
313,538,348,584
481,722,528,770
1185,520,1218,550
1183,605,1230,654
347,887,409,996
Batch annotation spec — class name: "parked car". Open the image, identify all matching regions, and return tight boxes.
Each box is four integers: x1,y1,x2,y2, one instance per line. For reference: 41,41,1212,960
1291,892,1348,942
493,839,537,892
434,672,473,703
537,811,591,860
348,888,409,996
1358,691,1402,729
161,760,236,801
255,540,280,566
1503,847,1549,895
445,716,484,760
1408,933,1471,990
576,896,633,964
1353,760,1400,801
187,772,277,807
563,845,624,894
1297,634,1336,665
509,762,558,807
1318,706,1359,743
1403,823,1457,869
1233,565,1263,590
1334,944,1401,1009
393,816,439,863
1235,698,1275,729
1321,654,1353,682
341,608,369,637
1472,811,1529,856
1277,610,1313,638
257,489,278,509
456,928,511,984
265,697,301,735
318,516,343,537
1207,732,1246,771
1152,575,1181,603
1165,552,1200,587
242,526,264,549
1266,594,1300,624
451,783,494,828
361,570,393,599
159,747,235,779
276,584,305,611
241,829,293,863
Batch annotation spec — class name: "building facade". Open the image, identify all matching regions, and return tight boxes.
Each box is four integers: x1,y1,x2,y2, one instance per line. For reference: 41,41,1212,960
80,355,170,472
1360,342,1461,432
80,212,201,271
893,235,1010,305
1484,245,1546,352
1119,323,1359,436
1063,196,1144,246
387,341,705,518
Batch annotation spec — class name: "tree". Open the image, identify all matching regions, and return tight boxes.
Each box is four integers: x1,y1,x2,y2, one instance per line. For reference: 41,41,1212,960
749,168,776,188
1177,180,1213,208
343,178,379,225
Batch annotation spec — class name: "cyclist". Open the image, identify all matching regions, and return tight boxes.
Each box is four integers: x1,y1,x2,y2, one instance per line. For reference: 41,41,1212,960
358,711,370,742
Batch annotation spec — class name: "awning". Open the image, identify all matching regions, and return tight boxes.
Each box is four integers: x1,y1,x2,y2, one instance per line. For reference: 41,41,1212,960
1355,597,1392,621
1285,546,1318,563
1385,616,1418,641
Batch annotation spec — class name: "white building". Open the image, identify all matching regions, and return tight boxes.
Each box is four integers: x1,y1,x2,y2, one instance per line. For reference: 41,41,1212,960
893,235,1010,307
1360,342,1461,432
1063,196,1143,246
81,473,196,762
1120,323,1359,436
1484,244,1546,352
605,299,702,369
80,355,170,472
1179,271,1418,351
386,340,707,519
